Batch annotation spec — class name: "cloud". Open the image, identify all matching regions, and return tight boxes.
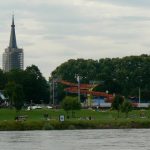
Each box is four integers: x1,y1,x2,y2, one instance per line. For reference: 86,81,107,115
86,0,150,8
0,0,150,78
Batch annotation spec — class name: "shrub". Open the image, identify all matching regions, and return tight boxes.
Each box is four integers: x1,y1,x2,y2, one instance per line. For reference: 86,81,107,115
42,123,54,130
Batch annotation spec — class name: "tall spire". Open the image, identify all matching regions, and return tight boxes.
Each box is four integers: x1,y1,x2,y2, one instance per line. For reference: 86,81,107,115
9,15,17,48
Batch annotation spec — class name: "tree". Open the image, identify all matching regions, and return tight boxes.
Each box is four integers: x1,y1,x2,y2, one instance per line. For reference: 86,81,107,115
12,84,24,111
121,100,133,118
0,69,7,90
6,69,25,85
51,55,150,102
62,96,81,118
3,65,50,105
4,82,24,110
111,95,124,118
4,81,16,106
24,65,49,104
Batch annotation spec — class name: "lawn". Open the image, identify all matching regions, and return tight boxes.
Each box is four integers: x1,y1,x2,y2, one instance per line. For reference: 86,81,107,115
0,108,150,130
0,108,149,122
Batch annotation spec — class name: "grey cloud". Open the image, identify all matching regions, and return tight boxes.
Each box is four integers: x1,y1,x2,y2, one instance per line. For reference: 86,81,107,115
115,16,150,22
0,0,150,78
88,0,150,8
18,41,34,47
43,35,68,40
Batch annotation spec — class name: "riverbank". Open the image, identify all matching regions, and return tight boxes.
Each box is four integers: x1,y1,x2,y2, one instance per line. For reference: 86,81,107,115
0,108,150,130
1,119,150,130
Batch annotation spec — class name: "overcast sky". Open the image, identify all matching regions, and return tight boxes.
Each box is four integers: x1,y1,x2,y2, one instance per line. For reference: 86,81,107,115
0,0,150,79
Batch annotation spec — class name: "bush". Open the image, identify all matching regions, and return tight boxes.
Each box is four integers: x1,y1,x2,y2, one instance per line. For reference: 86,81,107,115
68,125,76,130
42,123,54,130
1,119,150,130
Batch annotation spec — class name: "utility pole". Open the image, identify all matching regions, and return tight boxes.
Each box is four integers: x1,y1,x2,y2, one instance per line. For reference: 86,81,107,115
49,77,59,106
77,75,80,103
139,87,141,104
75,74,81,103
49,79,55,106
49,81,52,105
52,79,55,105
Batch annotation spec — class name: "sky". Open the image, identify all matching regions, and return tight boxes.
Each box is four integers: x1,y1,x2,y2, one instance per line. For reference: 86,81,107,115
0,0,150,79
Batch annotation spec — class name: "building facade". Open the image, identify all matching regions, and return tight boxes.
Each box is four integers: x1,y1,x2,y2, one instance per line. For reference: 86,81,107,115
2,16,24,72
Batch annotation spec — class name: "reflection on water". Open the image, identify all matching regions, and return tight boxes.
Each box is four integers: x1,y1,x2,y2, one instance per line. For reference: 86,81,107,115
0,129,149,150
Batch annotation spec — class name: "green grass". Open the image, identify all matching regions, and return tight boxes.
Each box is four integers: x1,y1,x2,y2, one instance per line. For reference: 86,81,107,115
0,108,150,121
0,108,64,121
0,108,150,130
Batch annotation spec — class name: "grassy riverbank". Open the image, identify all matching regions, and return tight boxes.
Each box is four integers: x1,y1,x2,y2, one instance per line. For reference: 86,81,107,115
1,119,150,130
0,108,150,130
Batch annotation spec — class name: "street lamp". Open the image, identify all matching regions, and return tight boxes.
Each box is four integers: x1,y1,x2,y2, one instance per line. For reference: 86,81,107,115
49,82,52,105
138,76,142,105
30,100,32,110
75,74,82,103
50,75,62,106
52,79,55,105
139,87,141,104
49,78,57,106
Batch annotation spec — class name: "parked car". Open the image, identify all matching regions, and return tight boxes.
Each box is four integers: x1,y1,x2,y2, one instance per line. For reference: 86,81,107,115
47,106,53,109
27,105,42,110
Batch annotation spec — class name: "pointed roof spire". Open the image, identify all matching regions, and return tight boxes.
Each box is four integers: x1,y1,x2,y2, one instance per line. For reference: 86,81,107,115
12,14,14,26
9,15,17,48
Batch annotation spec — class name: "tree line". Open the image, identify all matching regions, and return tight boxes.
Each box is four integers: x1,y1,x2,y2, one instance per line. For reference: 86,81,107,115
51,54,150,102
0,65,49,107
0,54,149,108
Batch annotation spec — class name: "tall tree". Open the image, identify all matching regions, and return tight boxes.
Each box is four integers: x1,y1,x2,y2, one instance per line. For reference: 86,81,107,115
24,65,49,104
0,69,7,90
111,95,124,118
4,81,16,106
6,69,25,85
12,84,24,111
121,100,133,118
51,55,150,102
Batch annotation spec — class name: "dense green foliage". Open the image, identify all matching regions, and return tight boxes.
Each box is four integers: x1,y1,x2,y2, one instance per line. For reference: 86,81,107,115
0,54,149,106
12,84,24,111
62,96,81,111
23,65,49,104
111,95,124,117
51,54,150,102
121,100,133,118
62,96,81,117
0,65,49,105
1,119,150,130
4,81,16,105
0,69,7,89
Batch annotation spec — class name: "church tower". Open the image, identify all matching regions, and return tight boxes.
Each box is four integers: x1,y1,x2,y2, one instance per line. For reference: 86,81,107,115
2,15,24,72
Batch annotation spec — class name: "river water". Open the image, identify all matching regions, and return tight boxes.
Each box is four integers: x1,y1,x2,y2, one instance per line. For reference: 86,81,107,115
0,129,149,150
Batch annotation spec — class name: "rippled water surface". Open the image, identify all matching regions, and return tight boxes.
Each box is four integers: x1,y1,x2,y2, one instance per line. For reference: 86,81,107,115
0,129,150,150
